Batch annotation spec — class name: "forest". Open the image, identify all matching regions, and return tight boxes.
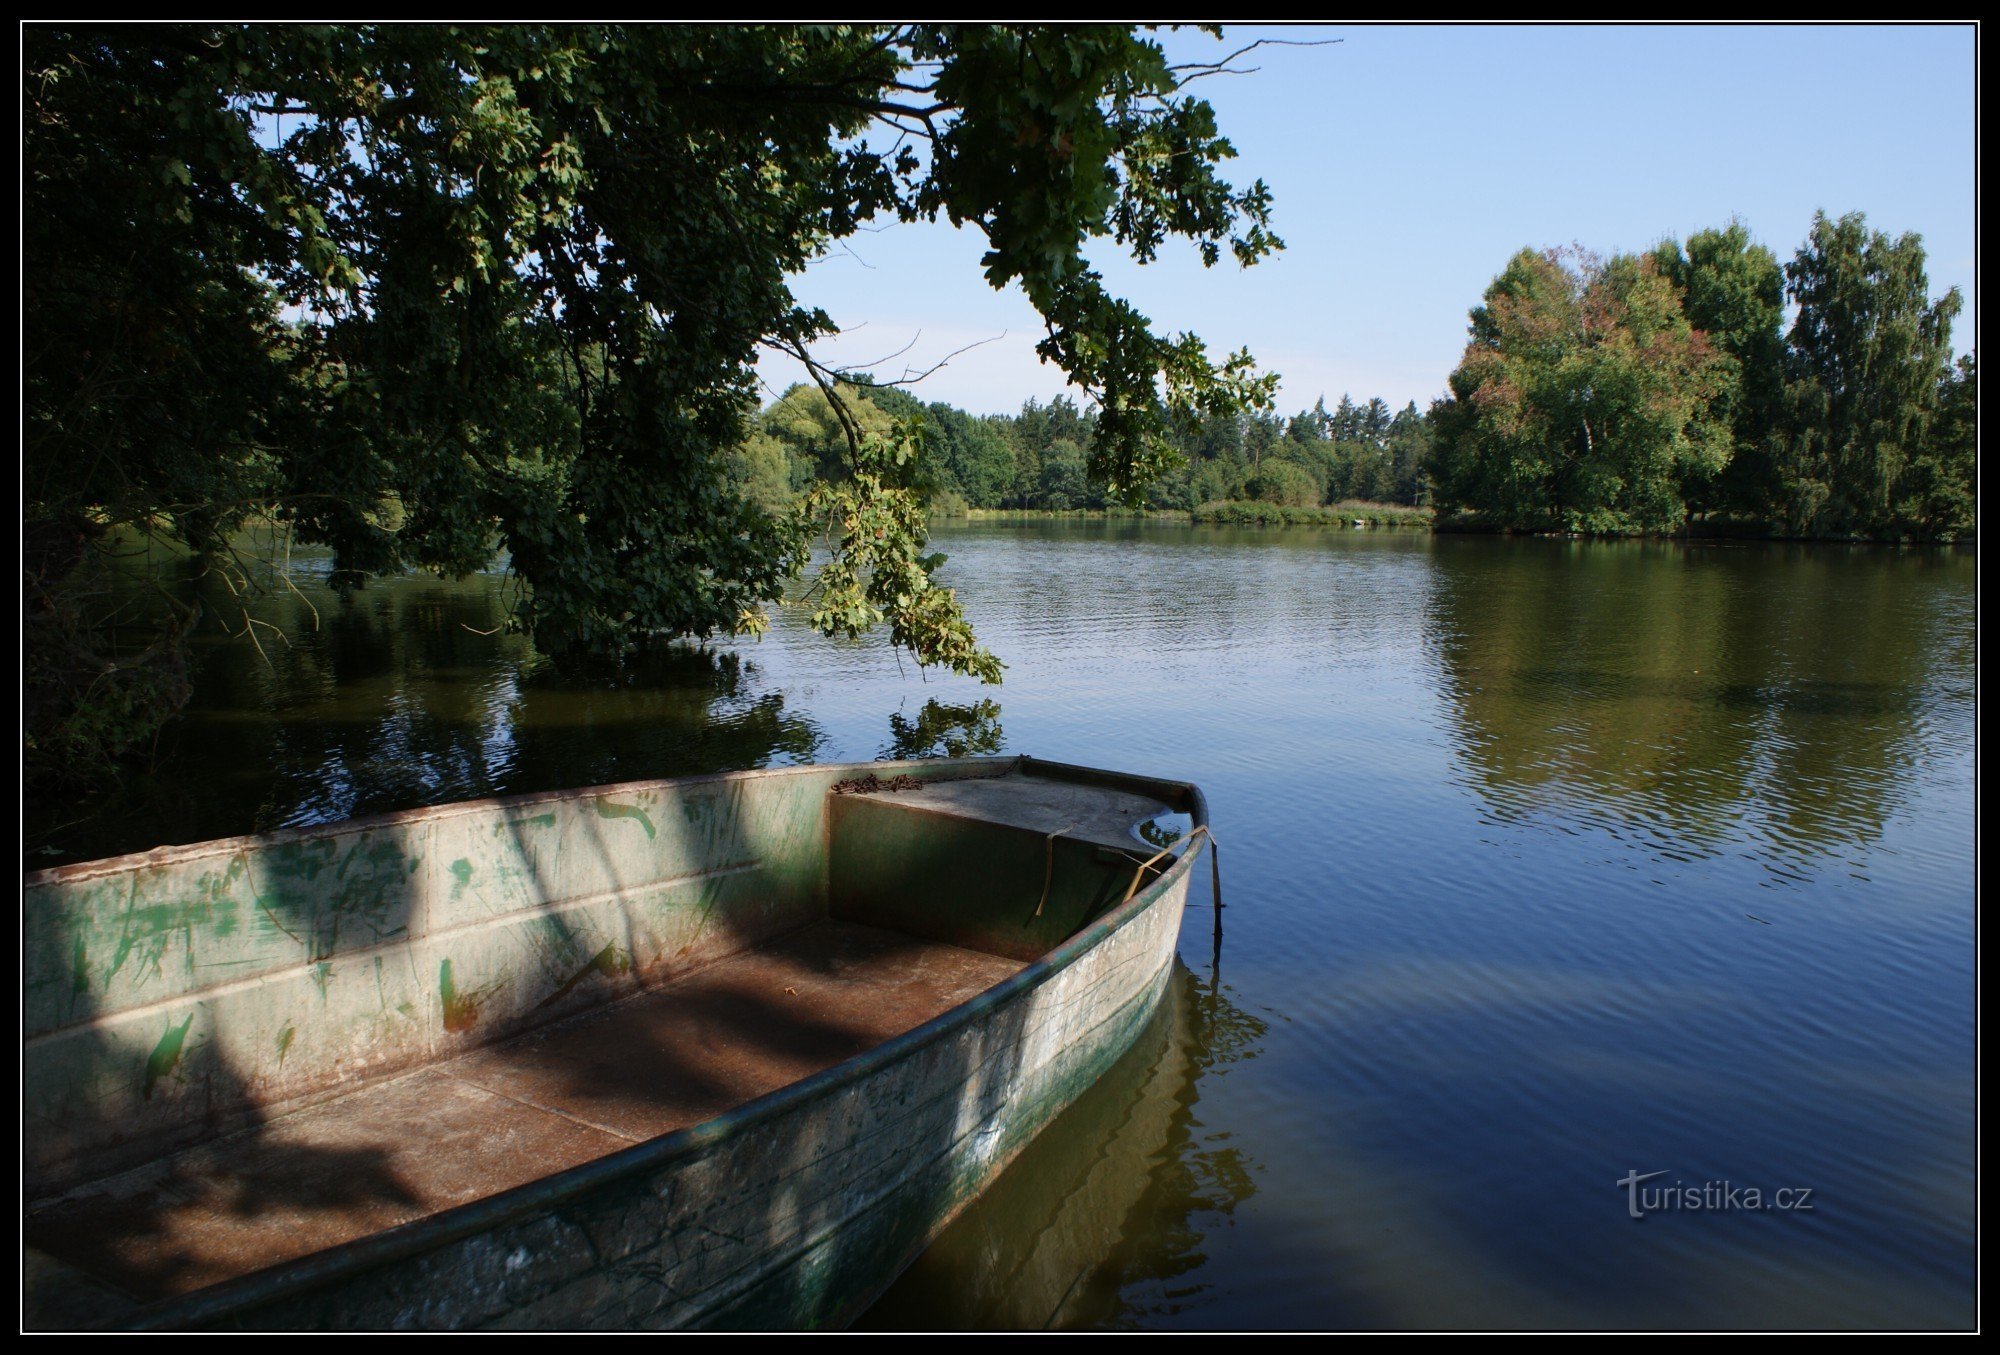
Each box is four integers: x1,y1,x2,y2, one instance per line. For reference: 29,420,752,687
742,211,1973,543
733,381,1434,518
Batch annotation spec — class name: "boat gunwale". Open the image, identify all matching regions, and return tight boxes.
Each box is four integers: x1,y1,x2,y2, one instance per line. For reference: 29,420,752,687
74,754,1208,1329
23,755,1020,889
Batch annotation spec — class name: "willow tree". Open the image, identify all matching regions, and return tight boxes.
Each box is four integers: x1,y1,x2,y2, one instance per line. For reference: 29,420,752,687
23,24,1282,780
1430,247,1733,533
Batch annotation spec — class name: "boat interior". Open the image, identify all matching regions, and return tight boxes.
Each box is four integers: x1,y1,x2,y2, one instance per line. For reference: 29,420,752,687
24,763,1187,1318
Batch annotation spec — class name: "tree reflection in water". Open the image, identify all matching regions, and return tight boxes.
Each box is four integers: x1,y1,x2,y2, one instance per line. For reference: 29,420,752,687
879,697,1005,761
26,550,823,866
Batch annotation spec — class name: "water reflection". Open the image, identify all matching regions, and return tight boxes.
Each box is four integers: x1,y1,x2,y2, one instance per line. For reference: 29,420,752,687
27,555,823,865
860,961,1267,1330
21,523,1974,1330
1424,538,1962,880
879,698,1005,761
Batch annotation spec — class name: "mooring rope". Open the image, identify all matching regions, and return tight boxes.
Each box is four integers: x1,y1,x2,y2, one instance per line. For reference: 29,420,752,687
1120,824,1221,907
1034,823,1076,918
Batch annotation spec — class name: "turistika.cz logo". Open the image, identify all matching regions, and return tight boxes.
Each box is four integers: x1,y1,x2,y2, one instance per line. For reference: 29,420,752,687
1617,1170,1816,1219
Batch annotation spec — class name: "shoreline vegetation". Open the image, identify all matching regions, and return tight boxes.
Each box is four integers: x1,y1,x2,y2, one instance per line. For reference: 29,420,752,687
942,502,1437,528
936,504,1970,544
740,210,1971,553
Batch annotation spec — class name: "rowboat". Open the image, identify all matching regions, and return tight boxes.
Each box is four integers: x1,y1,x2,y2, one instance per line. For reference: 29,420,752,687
23,755,1209,1330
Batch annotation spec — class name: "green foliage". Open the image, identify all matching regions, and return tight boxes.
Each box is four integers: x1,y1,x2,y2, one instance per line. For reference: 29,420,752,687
1650,220,1786,518
1190,499,1432,527
796,417,1003,683
25,24,1288,770
23,528,198,787
1385,402,1435,506
1898,353,1978,540
731,430,802,513
1436,213,1972,541
730,382,899,511
854,381,1019,510
911,28,1282,500
1431,247,1734,532
1771,211,1966,539
1032,439,1093,510
1244,458,1319,507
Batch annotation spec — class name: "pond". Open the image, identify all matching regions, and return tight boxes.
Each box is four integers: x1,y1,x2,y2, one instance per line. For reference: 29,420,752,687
30,522,1978,1330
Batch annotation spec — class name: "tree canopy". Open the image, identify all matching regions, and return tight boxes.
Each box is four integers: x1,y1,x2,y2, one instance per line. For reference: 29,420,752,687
1431,214,1972,540
1430,246,1733,533
1773,210,1966,538
24,23,1284,780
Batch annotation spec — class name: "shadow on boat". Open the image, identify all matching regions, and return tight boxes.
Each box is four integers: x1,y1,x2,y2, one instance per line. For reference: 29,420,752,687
26,540,1224,1330
27,751,1211,1331
857,957,1267,1331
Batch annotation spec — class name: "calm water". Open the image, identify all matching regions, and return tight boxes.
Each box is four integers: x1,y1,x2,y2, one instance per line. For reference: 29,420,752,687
32,524,1977,1330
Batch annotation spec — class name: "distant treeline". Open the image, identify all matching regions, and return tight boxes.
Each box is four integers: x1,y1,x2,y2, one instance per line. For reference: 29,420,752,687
734,382,1435,518
738,209,1972,542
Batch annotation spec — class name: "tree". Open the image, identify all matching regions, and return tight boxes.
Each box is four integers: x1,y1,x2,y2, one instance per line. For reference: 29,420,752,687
1330,394,1361,443
1895,352,1977,540
1430,247,1733,532
24,24,1284,781
1385,401,1432,506
755,383,898,492
1033,439,1091,509
1650,220,1786,519
1244,457,1318,508
846,382,1021,510
1361,396,1391,445
1771,210,1964,537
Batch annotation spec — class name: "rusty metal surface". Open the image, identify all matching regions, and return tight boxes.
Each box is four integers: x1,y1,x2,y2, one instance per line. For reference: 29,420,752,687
26,920,1022,1303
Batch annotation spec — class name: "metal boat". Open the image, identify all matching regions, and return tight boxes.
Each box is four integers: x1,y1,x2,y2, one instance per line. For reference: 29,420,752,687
23,755,1208,1329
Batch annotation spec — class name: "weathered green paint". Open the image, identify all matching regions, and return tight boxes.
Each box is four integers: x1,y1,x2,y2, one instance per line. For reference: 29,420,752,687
25,761,888,1189
141,1015,194,1101
593,796,657,839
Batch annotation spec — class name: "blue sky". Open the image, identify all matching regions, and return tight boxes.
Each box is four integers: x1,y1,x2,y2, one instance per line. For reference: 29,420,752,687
758,23,1978,416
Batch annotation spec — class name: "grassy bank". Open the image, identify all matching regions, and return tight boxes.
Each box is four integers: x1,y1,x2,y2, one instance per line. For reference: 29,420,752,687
1190,499,1436,528
936,501,1436,528
946,506,1192,523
